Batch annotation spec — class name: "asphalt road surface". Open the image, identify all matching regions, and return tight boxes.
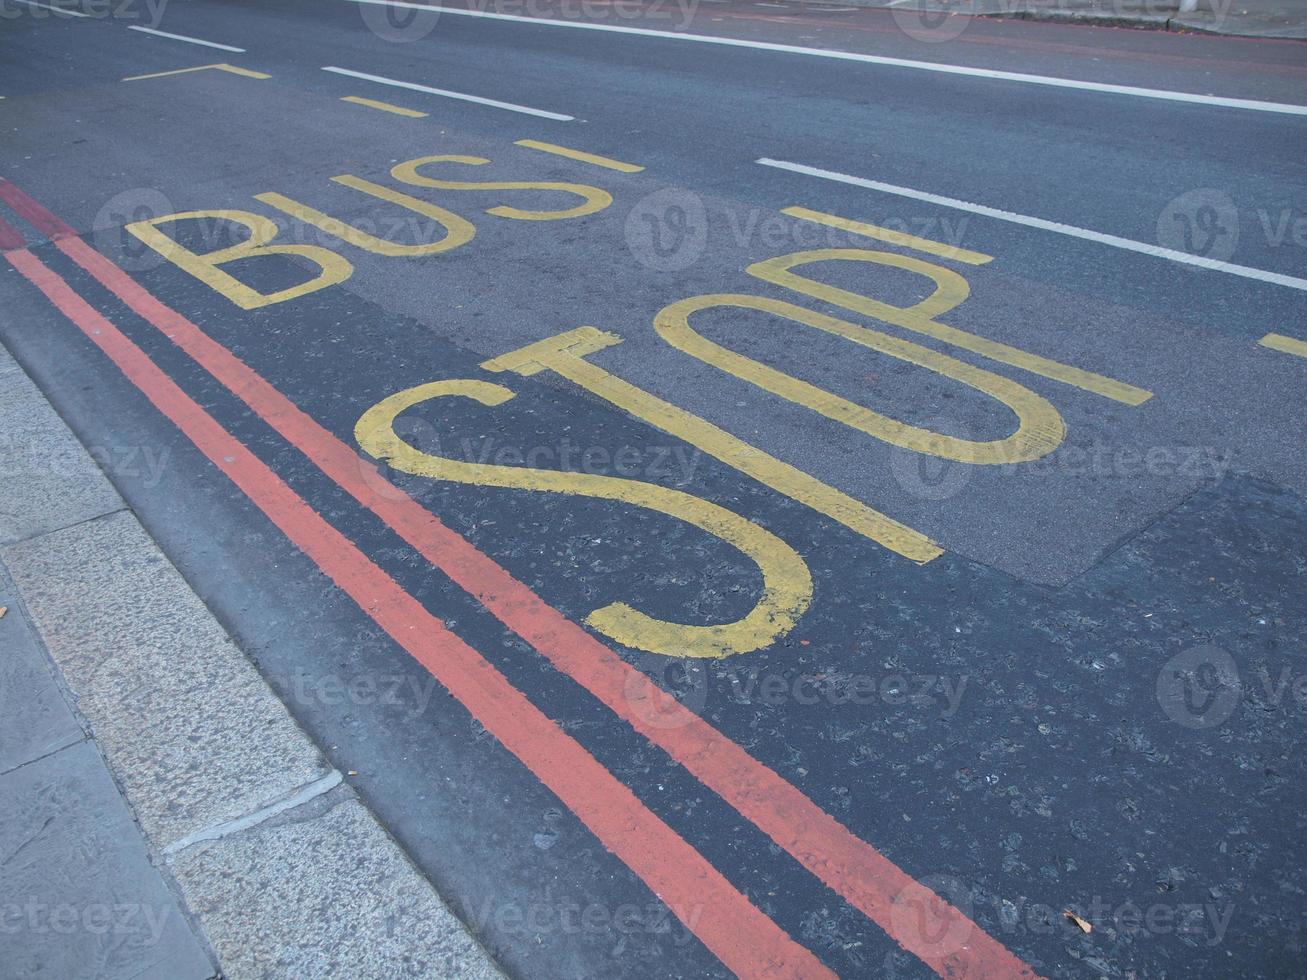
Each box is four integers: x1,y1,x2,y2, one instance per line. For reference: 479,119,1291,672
1,0,1305,976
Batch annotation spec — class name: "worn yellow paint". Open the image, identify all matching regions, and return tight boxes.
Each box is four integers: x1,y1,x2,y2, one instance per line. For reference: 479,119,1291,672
1259,332,1307,359
355,378,813,658
655,293,1066,464
514,139,644,173
784,206,993,265
749,249,1153,407
122,63,270,82
340,95,428,118
482,327,943,564
125,210,352,310
390,155,612,221
256,176,475,257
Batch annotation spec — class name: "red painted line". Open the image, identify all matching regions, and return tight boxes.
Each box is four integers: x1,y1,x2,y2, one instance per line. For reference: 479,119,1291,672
0,184,76,241
2,179,1041,979
0,212,25,251
3,243,834,980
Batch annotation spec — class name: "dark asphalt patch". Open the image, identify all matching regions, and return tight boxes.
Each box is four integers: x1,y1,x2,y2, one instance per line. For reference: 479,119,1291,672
3,234,1303,978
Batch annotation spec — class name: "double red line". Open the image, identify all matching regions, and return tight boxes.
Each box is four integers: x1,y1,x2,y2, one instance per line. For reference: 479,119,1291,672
0,179,1040,980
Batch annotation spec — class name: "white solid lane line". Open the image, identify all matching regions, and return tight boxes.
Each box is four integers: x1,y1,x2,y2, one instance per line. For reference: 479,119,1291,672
757,158,1307,293
127,25,246,52
339,0,1307,117
321,65,574,120
11,0,89,16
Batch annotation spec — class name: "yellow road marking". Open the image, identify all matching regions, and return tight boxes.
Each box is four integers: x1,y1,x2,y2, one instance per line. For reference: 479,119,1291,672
482,327,943,565
1259,332,1307,359
257,175,474,257
655,293,1067,465
392,154,612,221
785,206,993,265
340,95,428,117
514,139,645,173
125,209,352,309
749,248,1153,406
357,378,812,658
122,63,270,82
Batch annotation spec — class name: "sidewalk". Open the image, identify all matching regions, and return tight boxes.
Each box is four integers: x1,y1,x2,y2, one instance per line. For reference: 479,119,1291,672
817,0,1307,40
0,341,501,979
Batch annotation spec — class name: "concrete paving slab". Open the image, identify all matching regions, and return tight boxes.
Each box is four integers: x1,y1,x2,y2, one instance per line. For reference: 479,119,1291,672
0,407,502,979
0,567,83,774
1,510,330,846
168,786,502,980
0,360,123,546
0,739,214,980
